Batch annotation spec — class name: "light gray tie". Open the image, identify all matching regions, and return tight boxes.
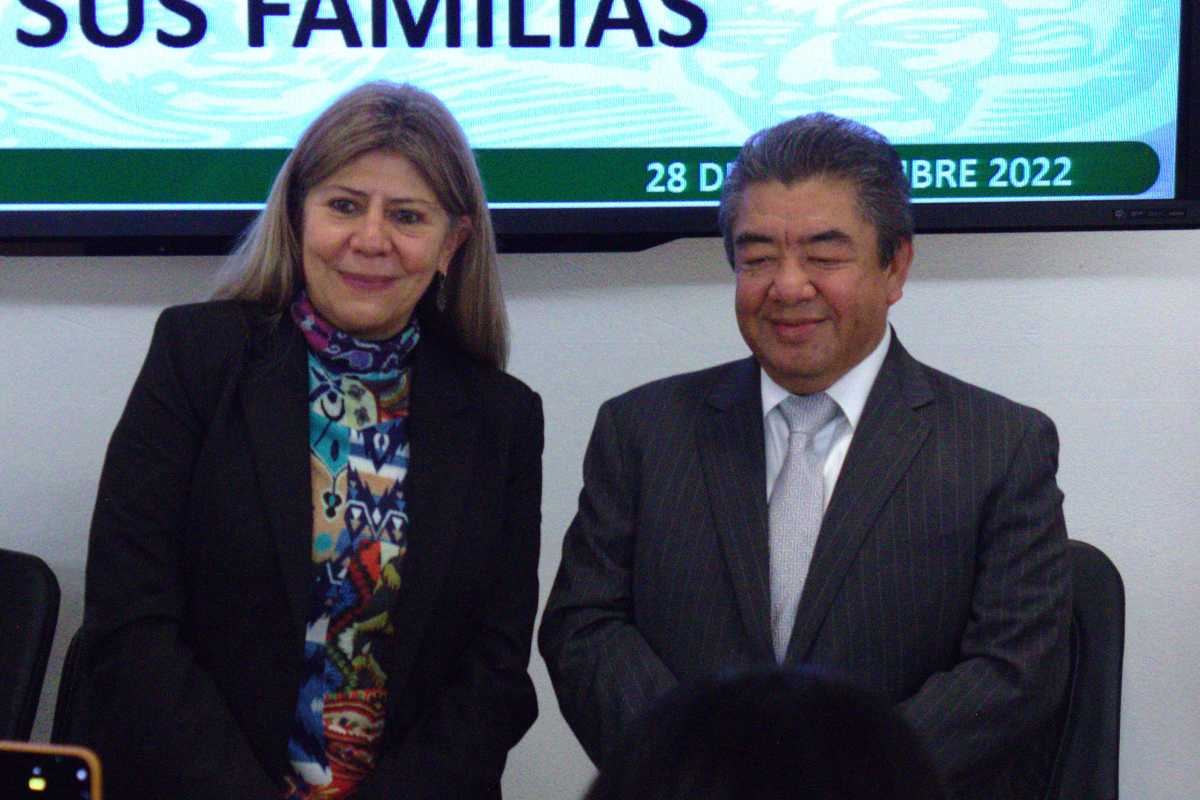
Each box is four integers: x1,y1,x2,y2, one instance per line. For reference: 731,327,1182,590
769,392,838,662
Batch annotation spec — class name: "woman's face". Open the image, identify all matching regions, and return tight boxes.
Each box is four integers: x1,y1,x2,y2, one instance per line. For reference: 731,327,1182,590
300,150,468,340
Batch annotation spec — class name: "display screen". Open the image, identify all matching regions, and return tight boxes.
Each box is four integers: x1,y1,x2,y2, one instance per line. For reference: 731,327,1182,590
0,0,1193,251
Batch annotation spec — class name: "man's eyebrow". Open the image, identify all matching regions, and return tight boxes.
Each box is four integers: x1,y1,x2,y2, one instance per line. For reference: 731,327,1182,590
733,231,775,249
735,228,854,249
804,228,853,245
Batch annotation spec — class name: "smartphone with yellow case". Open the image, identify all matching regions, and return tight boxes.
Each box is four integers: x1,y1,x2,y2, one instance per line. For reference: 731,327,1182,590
0,741,101,799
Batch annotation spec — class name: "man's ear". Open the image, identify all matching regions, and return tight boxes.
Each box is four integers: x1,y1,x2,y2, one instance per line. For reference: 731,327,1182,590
885,238,913,306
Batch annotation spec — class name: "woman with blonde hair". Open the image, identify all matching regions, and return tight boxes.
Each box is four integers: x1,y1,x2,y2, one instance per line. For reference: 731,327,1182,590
80,82,542,800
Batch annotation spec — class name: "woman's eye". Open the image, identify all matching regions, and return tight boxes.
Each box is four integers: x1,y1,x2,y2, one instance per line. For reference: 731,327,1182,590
389,209,420,224
329,198,358,214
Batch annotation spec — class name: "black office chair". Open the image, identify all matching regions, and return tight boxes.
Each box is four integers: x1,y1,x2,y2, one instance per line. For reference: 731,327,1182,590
0,547,61,740
1044,539,1125,800
51,628,85,743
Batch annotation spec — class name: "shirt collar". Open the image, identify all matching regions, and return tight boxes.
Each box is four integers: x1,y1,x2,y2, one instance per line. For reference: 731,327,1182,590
760,325,892,431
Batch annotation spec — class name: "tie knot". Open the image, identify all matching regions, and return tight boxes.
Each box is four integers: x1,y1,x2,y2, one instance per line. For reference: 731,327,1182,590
779,392,838,436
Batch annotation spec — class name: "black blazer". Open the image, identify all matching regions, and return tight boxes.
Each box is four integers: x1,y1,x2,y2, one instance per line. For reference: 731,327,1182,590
539,335,1071,800
81,301,543,800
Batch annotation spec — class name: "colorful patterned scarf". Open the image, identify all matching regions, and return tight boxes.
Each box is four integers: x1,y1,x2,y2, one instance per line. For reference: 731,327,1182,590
283,294,419,799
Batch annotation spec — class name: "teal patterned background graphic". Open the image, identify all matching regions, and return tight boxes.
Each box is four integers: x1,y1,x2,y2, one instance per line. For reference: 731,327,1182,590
0,0,1182,204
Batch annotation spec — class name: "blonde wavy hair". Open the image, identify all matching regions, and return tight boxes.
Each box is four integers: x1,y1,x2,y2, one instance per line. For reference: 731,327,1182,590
215,81,509,369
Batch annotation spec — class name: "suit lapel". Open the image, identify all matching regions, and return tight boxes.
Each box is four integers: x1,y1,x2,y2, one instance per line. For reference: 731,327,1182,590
786,335,935,663
241,312,313,636
696,358,775,661
384,335,478,690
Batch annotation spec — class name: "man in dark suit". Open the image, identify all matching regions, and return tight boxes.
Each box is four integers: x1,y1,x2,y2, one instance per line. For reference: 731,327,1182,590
539,113,1071,800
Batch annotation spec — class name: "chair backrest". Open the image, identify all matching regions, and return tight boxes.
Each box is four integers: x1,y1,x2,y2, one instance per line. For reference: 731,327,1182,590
0,547,61,740
1045,539,1125,800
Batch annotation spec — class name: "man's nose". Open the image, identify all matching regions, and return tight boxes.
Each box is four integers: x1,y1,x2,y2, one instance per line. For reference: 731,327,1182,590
769,256,818,302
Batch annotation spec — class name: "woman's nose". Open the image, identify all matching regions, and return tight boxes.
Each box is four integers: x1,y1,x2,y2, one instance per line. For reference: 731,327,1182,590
352,207,390,253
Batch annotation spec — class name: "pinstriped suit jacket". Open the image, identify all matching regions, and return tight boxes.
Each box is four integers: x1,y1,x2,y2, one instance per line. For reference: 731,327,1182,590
539,334,1071,800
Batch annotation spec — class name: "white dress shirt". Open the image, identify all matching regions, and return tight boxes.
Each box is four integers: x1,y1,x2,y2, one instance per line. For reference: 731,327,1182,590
762,326,892,507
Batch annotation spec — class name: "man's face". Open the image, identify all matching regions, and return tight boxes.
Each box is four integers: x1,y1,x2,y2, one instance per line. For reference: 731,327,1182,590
732,176,911,395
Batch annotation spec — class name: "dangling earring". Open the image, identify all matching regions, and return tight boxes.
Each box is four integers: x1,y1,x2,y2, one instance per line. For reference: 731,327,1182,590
435,272,448,313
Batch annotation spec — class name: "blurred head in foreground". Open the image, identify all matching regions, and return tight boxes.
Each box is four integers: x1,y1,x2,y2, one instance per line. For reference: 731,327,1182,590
585,668,946,800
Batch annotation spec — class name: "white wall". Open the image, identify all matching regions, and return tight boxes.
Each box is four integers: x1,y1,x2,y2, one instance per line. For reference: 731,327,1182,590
2,230,1198,798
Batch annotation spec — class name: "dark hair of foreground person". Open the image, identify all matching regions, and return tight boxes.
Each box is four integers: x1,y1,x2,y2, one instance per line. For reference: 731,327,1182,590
585,668,948,800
